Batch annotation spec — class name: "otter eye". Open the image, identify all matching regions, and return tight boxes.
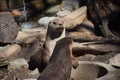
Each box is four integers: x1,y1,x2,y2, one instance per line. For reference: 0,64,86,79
53,22,56,25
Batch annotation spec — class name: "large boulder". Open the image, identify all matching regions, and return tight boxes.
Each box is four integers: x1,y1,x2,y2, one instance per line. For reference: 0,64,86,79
70,61,119,80
109,54,120,67
0,12,18,43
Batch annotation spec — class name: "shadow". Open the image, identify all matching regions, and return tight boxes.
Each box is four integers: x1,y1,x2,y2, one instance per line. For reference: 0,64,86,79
98,66,108,78
67,22,94,33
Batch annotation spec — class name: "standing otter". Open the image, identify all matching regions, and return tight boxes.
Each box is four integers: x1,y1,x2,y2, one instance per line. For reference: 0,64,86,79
28,18,66,72
43,18,66,62
28,19,78,72
38,37,73,80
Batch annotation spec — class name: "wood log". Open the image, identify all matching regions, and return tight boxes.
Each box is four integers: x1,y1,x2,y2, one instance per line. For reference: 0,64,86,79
72,40,120,57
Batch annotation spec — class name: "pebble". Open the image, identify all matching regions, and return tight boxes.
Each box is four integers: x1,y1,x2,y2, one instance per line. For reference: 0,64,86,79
38,17,56,27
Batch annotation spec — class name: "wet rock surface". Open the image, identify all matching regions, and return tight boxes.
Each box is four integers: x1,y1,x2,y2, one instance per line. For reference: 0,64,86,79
109,54,120,68
70,61,120,80
0,12,18,43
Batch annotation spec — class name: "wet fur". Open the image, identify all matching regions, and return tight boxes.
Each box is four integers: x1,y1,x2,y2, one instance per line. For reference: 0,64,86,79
38,37,73,80
28,19,66,72
28,19,78,73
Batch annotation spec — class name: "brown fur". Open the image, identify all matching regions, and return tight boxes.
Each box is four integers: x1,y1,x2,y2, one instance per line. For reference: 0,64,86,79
28,19,78,73
38,37,73,80
28,19,66,72
43,18,66,61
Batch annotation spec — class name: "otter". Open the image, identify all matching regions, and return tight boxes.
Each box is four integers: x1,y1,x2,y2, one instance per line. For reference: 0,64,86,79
43,18,66,62
28,18,66,72
28,19,78,72
38,37,73,80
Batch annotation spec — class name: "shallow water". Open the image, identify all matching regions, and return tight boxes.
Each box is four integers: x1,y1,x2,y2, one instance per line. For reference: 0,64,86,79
19,21,38,29
19,5,59,29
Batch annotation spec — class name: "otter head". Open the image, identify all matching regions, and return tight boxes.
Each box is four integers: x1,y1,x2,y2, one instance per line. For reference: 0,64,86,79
47,18,65,40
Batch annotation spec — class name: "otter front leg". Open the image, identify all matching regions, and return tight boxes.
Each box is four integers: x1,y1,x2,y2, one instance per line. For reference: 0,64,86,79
71,54,78,69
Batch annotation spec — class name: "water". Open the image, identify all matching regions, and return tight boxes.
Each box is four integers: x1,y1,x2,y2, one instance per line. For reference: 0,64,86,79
23,0,27,21
19,21,38,29
19,4,59,29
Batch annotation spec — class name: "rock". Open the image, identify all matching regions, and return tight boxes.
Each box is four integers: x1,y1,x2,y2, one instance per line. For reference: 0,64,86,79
77,54,96,61
0,70,7,79
8,58,28,70
12,34,42,61
16,31,40,44
38,17,56,27
0,12,19,43
64,6,87,27
23,79,37,80
0,44,21,67
21,27,47,42
70,62,99,80
56,10,71,17
4,44,21,58
76,19,94,33
109,54,120,67
0,44,21,58
8,58,39,80
0,57,8,67
67,19,95,39
59,0,79,11
28,69,39,77
96,69,120,80
70,61,116,80
46,5,59,14
53,6,87,30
